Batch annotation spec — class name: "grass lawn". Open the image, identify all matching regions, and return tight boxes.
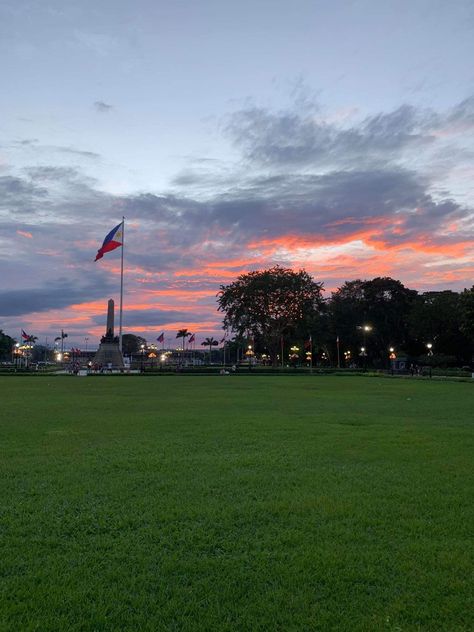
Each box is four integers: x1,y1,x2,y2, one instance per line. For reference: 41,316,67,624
1,375,473,631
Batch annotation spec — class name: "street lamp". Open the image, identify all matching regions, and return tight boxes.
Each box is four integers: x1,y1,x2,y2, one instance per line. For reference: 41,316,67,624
357,324,372,370
140,343,146,372
245,344,254,370
289,345,300,368
425,342,434,378
389,347,396,374
13,342,21,367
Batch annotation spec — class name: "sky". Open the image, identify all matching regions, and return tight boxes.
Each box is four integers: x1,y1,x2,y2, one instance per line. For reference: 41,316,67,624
1,0,473,348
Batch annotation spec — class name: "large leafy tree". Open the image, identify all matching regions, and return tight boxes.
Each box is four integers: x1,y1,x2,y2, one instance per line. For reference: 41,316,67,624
408,290,471,362
0,330,15,360
459,286,474,350
329,277,418,365
121,334,147,356
217,266,324,366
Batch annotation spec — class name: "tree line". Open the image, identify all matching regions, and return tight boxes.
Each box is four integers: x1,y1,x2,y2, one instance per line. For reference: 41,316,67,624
2,266,473,368
217,266,474,368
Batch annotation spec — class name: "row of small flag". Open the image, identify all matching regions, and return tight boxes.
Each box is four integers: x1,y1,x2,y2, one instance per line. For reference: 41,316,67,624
156,333,227,344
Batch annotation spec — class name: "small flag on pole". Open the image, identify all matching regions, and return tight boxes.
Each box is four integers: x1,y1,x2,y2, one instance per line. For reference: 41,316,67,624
94,222,123,261
189,333,195,344
157,332,164,343
21,329,30,340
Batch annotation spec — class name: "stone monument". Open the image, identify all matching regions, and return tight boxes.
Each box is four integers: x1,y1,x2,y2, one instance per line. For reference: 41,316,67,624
93,299,124,369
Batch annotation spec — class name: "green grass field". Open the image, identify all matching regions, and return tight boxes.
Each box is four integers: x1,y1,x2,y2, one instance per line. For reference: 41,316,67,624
1,376,473,631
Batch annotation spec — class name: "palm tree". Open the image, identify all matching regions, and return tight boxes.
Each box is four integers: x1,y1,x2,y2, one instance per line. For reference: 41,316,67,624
201,337,218,364
24,334,38,368
54,330,68,355
176,329,191,352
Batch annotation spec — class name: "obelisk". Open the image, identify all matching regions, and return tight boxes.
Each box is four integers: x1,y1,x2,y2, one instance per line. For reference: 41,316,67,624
92,298,124,369
106,299,114,339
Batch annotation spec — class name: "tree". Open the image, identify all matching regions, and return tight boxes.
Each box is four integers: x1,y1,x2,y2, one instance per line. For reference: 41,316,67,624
408,290,470,362
329,277,417,366
217,266,325,366
459,286,474,355
0,330,15,360
201,337,218,364
54,330,68,354
121,334,147,356
176,329,191,352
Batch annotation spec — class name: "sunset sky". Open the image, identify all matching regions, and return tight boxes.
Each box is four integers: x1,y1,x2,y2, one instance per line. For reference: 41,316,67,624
1,0,473,347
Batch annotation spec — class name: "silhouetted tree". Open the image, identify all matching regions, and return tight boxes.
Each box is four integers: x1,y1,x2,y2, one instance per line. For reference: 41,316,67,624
0,330,15,360
121,334,147,356
176,329,191,351
201,337,218,363
218,266,324,366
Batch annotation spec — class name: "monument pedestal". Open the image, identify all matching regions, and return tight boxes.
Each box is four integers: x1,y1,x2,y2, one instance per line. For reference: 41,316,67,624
93,341,124,369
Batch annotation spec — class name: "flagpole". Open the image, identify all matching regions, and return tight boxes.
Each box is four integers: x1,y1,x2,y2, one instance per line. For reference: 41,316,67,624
337,335,340,369
310,335,313,374
119,217,125,352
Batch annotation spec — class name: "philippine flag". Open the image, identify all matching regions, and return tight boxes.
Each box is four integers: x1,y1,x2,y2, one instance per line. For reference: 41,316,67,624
157,333,164,343
95,222,123,261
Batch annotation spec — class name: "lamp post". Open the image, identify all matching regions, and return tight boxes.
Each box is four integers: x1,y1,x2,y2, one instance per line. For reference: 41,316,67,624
245,344,254,371
344,350,352,366
140,343,146,373
426,342,433,378
389,347,396,375
13,342,21,368
357,324,372,370
289,345,300,368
